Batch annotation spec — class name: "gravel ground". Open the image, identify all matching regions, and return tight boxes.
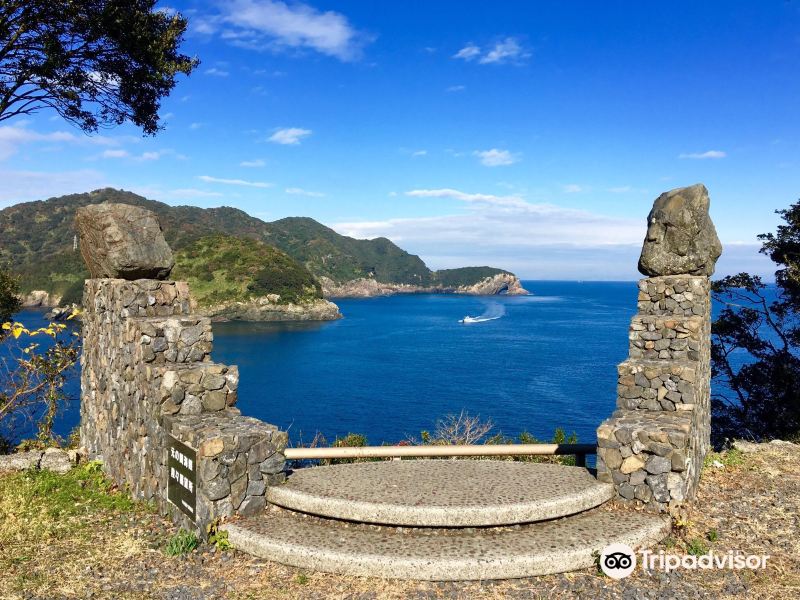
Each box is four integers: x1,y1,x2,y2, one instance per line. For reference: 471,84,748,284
1,441,797,600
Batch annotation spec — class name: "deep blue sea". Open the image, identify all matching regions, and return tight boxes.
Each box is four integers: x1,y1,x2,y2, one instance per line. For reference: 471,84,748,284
7,281,640,446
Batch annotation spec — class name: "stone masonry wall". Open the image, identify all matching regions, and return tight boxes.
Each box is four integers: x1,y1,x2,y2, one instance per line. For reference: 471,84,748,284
81,278,287,531
596,275,711,512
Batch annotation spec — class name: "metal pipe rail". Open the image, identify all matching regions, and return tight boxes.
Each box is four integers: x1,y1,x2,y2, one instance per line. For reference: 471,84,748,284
284,443,596,466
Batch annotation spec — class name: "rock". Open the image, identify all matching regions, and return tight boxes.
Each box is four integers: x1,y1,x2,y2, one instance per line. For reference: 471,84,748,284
0,450,43,471
75,202,174,279
645,455,672,474
456,274,529,296
620,455,646,474
21,290,61,308
199,438,225,458
638,184,722,276
259,452,286,474
769,439,796,446
40,448,73,474
45,303,80,321
731,440,760,453
238,494,266,517
0,448,73,473
199,297,342,322
246,478,266,496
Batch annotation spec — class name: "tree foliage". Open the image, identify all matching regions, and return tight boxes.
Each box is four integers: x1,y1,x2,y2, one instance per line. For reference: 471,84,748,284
0,0,197,134
712,201,800,445
0,263,21,324
1,319,80,448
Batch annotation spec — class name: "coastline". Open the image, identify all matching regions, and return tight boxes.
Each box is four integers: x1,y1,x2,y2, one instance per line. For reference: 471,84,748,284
320,273,529,299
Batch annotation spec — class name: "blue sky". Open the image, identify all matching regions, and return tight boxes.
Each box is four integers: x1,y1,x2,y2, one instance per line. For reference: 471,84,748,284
2,1,799,279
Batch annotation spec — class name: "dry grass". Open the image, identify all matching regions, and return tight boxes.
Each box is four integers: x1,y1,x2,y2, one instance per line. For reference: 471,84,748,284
0,442,798,599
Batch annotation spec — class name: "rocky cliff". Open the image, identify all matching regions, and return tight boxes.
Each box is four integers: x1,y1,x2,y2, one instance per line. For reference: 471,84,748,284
320,273,528,298
198,295,342,322
21,290,62,307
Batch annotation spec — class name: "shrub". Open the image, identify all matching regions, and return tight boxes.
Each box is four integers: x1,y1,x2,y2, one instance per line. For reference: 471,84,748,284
1,318,81,446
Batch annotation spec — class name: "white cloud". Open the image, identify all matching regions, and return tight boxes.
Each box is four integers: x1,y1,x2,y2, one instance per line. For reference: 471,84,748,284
100,149,169,161
268,127,312,145
446,85,466,92
405,188,528,208
0,169,106,206
217,0,368,61
285,187,324,197
411,150,427,157
240,159,266,167
678,150,726,159
102,149,130,159
480,37,529,64
562,184,584,193
191,17,218,35
474,148,519,167
198,175,273,188
329,188,772,280
334,189,646,277
0,124,118,160
189,122,203,130
87,70,121,90
453,37,528,65
453,44,481,61
205,67,230,77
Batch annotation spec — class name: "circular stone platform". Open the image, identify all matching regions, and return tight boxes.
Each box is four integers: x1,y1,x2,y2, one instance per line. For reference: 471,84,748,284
267,460,614,526
223,507,670,580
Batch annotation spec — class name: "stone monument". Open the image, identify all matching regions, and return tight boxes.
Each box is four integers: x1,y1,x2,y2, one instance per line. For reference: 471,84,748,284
78,202,288,531
596,184,721,511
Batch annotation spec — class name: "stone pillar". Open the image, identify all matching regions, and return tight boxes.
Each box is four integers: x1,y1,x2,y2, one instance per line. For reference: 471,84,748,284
596,184,721,512
78,203,287,531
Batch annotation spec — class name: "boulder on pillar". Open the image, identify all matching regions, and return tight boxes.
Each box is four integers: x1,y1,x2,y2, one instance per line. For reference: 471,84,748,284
75,202,174,280
638,184,722,277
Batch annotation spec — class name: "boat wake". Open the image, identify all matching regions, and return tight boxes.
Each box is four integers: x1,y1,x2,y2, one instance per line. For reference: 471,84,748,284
459,302,505,324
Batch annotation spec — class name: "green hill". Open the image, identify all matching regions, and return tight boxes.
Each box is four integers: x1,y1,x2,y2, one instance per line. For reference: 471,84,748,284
0,188,513,302
172,235,322,307
432,266,512,288
265,217,433,285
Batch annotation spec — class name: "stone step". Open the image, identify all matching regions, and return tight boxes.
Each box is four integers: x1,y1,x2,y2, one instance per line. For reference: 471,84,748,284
628,314,703,361
222,506,670,580
616,358,700,412
267,460,613,526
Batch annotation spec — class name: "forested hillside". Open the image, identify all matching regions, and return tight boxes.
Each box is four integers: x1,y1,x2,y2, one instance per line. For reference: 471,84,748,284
0,188,513,303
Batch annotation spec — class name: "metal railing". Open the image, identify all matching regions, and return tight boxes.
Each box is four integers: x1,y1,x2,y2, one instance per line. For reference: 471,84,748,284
284,443,596,467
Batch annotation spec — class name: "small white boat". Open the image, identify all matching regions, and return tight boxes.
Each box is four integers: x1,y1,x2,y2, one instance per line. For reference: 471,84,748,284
459,316,480,324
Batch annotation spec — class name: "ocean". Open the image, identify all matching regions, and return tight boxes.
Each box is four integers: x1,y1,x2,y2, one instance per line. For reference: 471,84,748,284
6,281,639,446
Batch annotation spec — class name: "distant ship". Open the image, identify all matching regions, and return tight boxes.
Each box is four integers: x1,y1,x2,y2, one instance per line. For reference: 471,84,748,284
459,316,480,324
